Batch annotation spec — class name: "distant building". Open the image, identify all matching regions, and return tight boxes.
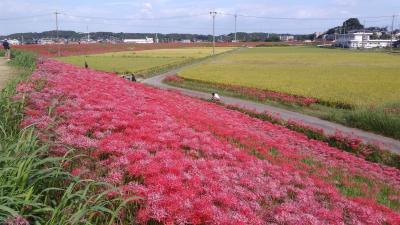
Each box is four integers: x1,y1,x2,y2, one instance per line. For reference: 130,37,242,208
314,32,324,39
38,38,55,45
279,35,295,42
180,39,191,43
8,39,20,46
336,32,394,48
79,38,97,44
322,34,336,41
123,37,154,44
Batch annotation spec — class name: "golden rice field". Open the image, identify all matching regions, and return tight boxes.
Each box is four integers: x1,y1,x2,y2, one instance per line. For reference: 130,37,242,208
59,47,235,77
178,47,400,106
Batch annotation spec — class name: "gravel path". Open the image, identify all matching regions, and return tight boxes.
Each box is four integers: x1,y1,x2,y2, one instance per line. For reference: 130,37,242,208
0,58,14,90
142,60,400,154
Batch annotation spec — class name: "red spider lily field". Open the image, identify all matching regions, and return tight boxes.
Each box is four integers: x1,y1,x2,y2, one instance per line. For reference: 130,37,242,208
15,59,400,224
164,75,319,106
14,42,268,57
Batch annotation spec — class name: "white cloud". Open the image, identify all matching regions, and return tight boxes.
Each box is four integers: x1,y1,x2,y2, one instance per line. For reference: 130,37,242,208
0,0,396,35
332,0,359,7
144,3,153,10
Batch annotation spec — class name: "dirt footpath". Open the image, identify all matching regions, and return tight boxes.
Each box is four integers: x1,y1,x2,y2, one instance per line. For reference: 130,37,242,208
0,58,15,89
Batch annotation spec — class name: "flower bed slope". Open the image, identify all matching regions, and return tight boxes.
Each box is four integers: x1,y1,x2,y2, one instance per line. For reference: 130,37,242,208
18,60,400,224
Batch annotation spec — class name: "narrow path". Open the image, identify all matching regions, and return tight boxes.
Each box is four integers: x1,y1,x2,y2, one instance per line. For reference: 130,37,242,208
142,61,400,154
0,58,14,90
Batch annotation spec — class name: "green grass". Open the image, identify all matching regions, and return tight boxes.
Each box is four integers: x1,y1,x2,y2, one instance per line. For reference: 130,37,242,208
0,50,136,224
178,46,400,107
59,47,235,78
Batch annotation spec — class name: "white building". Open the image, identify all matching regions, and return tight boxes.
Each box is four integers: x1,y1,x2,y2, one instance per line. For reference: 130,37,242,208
279,35,295,42
123,37,154,44
336,32,394,49
314,32,324,39
38,38,56,45
8,39,20,46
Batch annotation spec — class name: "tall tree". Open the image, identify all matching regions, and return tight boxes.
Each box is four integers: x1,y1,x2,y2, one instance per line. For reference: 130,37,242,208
343,18,364,32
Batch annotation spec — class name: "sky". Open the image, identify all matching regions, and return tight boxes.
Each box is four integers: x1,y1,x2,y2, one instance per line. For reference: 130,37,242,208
0,0,399,35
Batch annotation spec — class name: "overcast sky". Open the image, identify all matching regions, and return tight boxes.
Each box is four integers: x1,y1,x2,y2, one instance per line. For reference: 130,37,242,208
0,0,399,35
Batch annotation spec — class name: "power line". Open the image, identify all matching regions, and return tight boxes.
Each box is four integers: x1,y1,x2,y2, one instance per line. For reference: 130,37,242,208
0,14,52,21
218,12,397,21
60,13,208,21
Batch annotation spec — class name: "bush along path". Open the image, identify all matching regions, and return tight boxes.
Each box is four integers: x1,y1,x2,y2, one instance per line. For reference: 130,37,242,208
142,64,400,155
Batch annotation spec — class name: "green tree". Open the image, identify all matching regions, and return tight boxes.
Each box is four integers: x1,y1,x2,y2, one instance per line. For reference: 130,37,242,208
343,18,364,32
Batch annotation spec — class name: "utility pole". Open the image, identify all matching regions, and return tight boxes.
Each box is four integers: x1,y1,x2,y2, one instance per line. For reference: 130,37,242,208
55,11,60,42
87,25,90,42
234,14,238,42
55,11,60,56
362,20,366,49
210,11,217,55
342,21,347,48
391,15,396,52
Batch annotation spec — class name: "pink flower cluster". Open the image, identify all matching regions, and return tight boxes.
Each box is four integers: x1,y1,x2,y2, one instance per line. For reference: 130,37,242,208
19,60,400,224
3,215,29,225
166,75,319,106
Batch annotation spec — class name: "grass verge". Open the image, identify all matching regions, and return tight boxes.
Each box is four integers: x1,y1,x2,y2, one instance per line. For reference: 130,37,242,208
0,50,136,224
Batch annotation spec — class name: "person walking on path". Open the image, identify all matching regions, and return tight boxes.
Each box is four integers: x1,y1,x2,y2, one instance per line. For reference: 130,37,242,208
2,39,11,60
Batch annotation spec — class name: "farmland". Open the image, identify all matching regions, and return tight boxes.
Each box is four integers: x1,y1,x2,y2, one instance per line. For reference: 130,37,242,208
15,59,400,224
59,47,235,77
178,47,400,107
15,42,264,57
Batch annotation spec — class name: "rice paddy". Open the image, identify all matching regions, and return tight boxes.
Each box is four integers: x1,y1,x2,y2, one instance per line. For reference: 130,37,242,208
178,47,400,106
59,47,235,77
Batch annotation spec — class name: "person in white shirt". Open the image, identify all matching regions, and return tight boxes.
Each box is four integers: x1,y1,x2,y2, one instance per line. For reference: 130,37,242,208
211,92,220,101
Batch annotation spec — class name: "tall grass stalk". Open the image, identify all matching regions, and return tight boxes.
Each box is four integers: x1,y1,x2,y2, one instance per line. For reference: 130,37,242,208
344,105,400,140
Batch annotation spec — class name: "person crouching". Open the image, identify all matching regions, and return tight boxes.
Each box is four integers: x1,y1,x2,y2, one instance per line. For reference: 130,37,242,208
211,92,221,101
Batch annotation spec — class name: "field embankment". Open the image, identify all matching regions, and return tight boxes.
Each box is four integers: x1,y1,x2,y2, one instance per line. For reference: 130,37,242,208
16,59,400,224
